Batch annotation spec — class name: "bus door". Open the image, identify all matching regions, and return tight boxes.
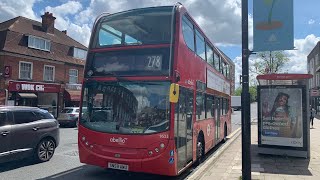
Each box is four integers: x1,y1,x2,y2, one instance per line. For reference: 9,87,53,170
174,87,193,171
215,97,221,142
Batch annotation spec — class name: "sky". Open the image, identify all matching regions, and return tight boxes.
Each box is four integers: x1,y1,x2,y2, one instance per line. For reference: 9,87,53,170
1,0,320,87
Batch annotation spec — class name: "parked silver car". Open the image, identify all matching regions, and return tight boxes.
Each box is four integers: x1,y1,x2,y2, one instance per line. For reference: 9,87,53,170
0,106,60,164
57,107,79,127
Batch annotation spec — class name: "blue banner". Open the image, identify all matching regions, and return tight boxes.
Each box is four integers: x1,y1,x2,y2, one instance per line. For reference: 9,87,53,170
253,0,294,51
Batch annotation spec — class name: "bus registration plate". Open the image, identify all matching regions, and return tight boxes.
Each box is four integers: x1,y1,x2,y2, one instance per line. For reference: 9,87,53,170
108,162,129,171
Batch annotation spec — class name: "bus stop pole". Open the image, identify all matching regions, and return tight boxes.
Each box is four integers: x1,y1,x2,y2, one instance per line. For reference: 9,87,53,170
241,0,251,179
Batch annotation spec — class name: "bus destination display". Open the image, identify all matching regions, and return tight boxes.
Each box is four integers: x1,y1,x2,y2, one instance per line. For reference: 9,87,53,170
94,54,163,73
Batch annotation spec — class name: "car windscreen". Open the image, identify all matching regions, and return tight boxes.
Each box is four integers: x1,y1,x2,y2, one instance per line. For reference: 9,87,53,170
80,80,170,134
35,109,55,119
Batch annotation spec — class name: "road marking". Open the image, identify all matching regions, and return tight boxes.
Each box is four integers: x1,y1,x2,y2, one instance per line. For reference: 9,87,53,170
50,167,83,179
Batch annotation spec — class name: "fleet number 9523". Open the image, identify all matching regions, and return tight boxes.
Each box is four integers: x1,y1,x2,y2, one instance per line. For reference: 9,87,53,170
160,134,169,139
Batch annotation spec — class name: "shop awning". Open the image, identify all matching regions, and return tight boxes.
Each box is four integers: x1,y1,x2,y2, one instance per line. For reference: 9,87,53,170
18,93,37,98
64,90,81,101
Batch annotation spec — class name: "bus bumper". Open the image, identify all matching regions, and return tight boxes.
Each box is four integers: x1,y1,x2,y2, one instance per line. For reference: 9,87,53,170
78,139,177,176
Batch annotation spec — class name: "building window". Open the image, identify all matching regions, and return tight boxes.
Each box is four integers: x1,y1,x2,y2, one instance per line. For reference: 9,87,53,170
69,69,78,84
311,58,314,73
19,61,33,80
73,47,87,60
44,65,55,82
28,35,51,51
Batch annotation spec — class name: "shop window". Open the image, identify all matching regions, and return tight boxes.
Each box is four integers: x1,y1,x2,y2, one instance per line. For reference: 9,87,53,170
44,65,55,82
38,93,58,118
19,61,33,80
69,69,78,84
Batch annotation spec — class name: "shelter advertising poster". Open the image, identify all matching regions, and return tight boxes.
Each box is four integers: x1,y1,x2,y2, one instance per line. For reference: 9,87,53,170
260,87,303,147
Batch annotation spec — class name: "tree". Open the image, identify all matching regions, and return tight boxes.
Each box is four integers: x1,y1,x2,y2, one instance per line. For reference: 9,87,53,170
234,87,242,96
250,51,290,75
233,86,257,102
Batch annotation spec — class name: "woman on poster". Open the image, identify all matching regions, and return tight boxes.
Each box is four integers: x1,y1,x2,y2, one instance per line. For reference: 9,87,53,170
269,92,300,138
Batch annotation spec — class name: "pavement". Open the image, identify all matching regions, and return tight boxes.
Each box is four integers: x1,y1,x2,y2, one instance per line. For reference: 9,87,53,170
187,118,320,180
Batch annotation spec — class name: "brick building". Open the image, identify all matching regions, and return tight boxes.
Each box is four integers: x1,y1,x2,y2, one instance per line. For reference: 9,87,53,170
307,41,320,114
0,12,87,117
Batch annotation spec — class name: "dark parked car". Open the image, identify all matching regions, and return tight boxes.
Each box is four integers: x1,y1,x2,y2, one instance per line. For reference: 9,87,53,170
0,106,59,164
57,107,79,127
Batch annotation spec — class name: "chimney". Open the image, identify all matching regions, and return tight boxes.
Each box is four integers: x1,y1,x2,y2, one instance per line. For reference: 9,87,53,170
41,12,56,34
62,30,67,34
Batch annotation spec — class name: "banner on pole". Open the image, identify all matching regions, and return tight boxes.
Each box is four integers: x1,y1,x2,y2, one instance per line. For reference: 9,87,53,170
253,0,294,51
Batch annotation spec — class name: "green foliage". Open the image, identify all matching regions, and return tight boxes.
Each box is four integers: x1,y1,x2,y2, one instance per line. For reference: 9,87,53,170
250,51,290,75
249,86,257,102
234,86,257,102
234,87,242,96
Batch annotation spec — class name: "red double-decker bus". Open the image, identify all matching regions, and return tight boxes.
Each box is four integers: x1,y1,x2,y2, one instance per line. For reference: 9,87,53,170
78,3,232,176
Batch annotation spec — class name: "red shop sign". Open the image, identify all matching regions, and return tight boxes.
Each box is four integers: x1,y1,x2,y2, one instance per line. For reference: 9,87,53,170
8,81,61,93
4,66,11,78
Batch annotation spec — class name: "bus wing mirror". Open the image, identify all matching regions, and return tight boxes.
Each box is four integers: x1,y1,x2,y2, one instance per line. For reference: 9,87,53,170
169,83,179,103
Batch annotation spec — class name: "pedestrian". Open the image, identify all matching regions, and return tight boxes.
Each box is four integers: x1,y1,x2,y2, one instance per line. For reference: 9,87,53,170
310,107,315,128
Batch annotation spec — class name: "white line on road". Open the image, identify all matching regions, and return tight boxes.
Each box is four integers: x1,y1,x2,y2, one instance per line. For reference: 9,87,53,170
49,167,83,179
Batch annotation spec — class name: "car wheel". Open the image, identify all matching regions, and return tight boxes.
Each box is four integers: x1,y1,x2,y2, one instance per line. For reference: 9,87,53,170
35,138,56,162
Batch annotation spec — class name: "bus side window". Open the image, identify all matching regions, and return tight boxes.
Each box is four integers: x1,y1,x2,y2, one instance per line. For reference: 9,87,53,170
182,15,195,52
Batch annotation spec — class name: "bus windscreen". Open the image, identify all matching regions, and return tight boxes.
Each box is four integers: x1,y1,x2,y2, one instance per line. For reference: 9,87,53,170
93,6,173,47
80,80,170,134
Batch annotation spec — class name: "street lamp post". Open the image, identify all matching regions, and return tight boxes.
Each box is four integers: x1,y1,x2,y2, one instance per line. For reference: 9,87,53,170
241,0,251,179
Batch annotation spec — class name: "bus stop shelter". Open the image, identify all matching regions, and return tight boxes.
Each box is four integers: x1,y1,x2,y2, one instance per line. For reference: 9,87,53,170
256,74,312,158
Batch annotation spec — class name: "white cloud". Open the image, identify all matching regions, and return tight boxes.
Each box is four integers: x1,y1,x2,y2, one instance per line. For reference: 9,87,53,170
285,34,320,73
0,0,38,22
43,1,88,46
234,34,320,88
308,19,316,25
74,0,242,47
44,1,82,16
68,23,92,46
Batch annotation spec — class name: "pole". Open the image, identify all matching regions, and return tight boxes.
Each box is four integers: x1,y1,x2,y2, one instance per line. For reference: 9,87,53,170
241,0,251,180
269,51,272,73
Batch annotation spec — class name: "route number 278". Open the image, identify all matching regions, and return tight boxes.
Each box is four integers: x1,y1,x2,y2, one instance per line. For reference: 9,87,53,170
147,56,161,69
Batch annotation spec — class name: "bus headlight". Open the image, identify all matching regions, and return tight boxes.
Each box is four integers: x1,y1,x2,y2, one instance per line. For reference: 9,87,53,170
160,143,165,149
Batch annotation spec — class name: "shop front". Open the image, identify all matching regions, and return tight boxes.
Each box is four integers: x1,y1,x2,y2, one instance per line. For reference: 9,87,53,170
8,81,61,117
64,83,82,107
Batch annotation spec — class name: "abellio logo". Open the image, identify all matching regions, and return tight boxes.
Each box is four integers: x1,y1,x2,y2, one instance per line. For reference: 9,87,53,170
110,137,128,144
